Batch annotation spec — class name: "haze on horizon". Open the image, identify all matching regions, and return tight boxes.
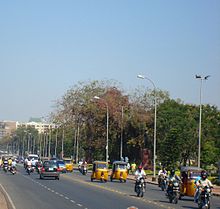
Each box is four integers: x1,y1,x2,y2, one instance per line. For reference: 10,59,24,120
0,1,219,122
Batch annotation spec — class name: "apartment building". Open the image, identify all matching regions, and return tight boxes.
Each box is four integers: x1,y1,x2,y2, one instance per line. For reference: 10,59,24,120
0,121,56,140
17,121,56,133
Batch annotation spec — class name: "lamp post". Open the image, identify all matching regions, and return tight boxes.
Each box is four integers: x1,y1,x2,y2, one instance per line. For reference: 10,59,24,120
137,74,157,179
94,96,109,163
120,106,124,160
195,75,210,168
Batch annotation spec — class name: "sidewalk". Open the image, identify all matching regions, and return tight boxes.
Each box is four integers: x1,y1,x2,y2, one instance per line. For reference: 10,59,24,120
0,185,9,209
0,184,16,209
127,174,220,197
0,191,8,209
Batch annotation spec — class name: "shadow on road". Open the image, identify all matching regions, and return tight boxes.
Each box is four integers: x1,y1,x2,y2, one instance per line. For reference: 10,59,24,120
181,206,197,209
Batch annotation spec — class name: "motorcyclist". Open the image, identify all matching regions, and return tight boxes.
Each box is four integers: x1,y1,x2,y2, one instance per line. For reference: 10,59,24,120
10,159,17,173
168,169,181,182
3,158,8,171
81,160,88,174
166,169,181,195
26,158,32,169
134,165,146,192
24,157,28,169
11,159,17,168
194,170,213,204
158,167,167,187
8,158,12,166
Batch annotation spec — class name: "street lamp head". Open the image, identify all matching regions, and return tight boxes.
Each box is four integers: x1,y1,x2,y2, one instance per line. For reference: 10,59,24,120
204,75,210,80
137,74,145,79
195,75,201,79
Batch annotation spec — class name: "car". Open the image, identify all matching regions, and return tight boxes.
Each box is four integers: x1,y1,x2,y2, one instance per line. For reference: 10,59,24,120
56,160,66,173
40,160,60,180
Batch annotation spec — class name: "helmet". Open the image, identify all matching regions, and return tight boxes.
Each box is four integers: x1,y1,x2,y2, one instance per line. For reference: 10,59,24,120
201,170,208,180
170,169,175,176
138,165,142,170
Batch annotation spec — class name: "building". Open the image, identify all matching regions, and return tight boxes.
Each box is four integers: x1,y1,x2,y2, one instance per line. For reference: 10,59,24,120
17,121,56,133
0,120,56,140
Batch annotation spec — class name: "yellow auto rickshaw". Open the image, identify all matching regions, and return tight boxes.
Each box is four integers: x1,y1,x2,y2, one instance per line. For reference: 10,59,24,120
91,161,108,182
110,161,128,183
63,158,74,172
180,166,203,198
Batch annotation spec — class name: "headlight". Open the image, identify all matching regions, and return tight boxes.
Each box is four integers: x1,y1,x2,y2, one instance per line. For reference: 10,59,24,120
174,182,179,187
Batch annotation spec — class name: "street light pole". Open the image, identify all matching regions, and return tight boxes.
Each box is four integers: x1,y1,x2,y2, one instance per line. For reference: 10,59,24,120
137,74,157,179
94,96,109,163
120,106,123,160
195,75,210,168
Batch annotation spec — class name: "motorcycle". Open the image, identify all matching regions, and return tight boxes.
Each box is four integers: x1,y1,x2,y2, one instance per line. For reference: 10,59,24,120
81,166,87,175
26,165,32,175
3,164,8,173
167,180,180,204
198,186,211,209
135,177,145,197
10,166,16,175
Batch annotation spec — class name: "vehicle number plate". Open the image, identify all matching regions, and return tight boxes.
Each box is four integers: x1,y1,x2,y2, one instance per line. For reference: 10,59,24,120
49,168,53,171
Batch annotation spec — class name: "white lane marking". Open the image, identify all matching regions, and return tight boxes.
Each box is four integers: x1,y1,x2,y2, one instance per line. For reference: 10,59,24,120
20,172,88,209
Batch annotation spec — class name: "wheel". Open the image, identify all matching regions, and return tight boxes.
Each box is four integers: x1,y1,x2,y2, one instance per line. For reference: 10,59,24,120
169,197,172,203
110,176,113,182
91,178,93,182
136,187,140,197
124,180,126,183
56,176,60,180
40,174,43,179
207,201,210,209
198,204,202,209
174,197,178,204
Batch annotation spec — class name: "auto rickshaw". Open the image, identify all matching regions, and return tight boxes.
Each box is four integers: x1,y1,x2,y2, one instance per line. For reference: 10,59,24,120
110,161,128,183
91,161,108,182
180,166,203,198
63,158,73,172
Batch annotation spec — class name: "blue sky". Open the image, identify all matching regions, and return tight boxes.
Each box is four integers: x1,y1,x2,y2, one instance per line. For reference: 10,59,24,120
0,0,219,122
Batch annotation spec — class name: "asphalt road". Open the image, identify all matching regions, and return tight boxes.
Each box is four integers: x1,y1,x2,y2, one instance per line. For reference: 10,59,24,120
0,166,219,209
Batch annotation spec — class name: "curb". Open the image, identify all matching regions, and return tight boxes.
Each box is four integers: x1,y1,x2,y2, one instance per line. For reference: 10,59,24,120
0,184,16,209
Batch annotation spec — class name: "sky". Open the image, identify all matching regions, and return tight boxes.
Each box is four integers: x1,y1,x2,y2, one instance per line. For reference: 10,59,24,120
0,0,219,122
